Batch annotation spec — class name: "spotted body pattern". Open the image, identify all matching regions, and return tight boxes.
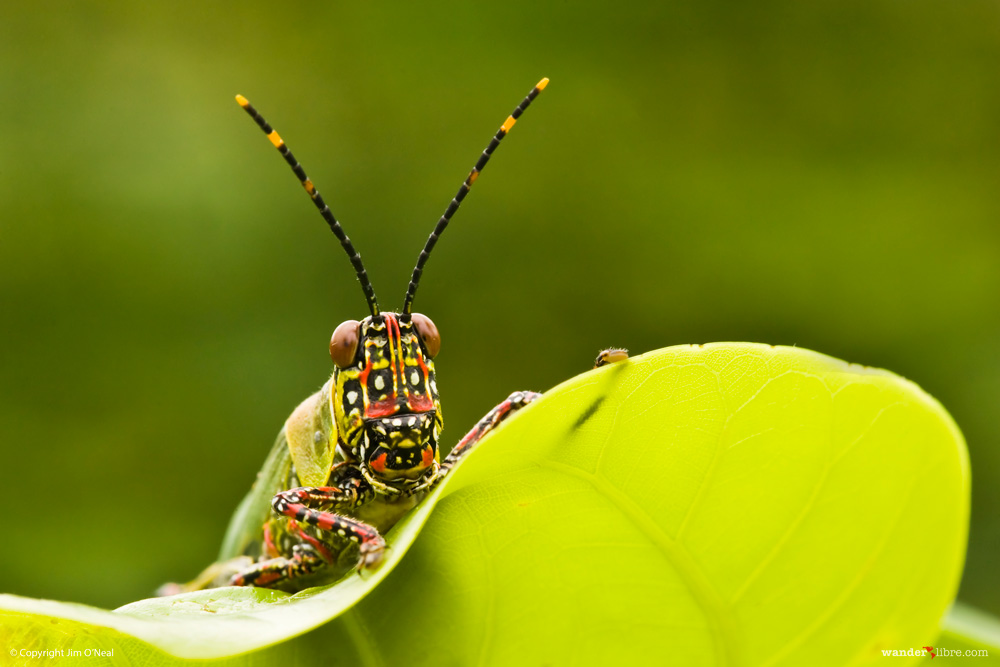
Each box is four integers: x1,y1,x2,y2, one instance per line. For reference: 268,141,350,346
160,80,552,593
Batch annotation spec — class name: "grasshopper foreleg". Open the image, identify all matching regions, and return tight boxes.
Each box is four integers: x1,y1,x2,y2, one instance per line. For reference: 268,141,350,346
270,484,385,567
440,390,542,476
230,472,384,587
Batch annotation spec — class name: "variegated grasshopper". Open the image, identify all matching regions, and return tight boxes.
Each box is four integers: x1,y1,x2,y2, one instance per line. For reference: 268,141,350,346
161,79,555,592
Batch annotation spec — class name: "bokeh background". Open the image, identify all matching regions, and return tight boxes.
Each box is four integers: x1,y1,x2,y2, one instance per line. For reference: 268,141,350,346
1,0,997,617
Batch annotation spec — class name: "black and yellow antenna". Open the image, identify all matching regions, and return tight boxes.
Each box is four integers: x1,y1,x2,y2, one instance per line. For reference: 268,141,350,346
236,94,381,317
401,78,549,316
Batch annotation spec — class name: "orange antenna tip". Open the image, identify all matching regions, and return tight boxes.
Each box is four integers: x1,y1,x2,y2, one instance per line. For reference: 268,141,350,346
235,94,250,108
536,78,549,91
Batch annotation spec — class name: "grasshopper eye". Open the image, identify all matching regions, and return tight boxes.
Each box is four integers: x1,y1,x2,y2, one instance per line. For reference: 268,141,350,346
330,319,361,368
411,313,440,358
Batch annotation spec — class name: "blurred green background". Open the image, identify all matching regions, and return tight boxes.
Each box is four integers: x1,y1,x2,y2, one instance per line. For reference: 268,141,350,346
1,0,997,617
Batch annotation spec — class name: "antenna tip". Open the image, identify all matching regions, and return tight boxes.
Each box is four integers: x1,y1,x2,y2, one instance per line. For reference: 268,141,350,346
536,78,550,91
235,94,250,108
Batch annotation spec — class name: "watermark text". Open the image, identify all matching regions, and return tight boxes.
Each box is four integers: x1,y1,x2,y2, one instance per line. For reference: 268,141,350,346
8,648,115,659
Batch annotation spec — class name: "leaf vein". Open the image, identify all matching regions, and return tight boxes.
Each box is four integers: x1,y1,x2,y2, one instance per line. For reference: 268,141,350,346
541,460,742,667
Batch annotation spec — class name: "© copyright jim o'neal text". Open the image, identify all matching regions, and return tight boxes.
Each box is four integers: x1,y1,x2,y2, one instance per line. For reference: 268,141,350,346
9,648,114,660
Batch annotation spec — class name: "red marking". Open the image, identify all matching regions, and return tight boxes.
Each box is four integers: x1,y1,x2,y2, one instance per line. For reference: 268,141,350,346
405,346,435,412
421,445,434,468
414,349,431,380
923,647,936,659
358,350,399,418
297,527,334,562
384,314,403,381
357,356,372,387
357,355,400,417
263,523,278,558
407,394,433,412
455,430,476,452
370,451,388,473
366,398,398,418
255,571,281,586
285,503,332,531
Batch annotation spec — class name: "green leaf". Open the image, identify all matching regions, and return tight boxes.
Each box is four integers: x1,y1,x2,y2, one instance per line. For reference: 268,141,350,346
0,344,971,666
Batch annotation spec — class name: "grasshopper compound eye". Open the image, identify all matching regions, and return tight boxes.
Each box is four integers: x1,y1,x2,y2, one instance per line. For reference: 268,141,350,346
330,319,361,368
410,313,440,358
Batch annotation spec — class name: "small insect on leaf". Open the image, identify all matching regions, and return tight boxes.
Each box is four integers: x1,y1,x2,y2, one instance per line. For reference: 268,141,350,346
594,347,629,368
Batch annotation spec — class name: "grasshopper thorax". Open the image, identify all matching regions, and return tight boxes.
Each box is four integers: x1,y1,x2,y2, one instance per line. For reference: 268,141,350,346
332,313,443,495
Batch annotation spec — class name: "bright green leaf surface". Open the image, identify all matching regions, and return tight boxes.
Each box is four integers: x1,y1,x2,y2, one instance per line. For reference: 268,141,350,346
0,344,971,666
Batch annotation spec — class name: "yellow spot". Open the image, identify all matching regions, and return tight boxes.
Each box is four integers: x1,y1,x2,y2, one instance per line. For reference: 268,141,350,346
235,94,250,108
468,170,479,184
501,115,517,133
303,179,316,195
536,77,550,91
267,130,284,148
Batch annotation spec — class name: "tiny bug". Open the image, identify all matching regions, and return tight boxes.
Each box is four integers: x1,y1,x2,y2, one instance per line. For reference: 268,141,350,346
161,79,581,593
595,348,629,368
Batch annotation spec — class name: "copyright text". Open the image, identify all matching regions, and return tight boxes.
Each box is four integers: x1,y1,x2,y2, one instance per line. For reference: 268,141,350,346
8,648,114,659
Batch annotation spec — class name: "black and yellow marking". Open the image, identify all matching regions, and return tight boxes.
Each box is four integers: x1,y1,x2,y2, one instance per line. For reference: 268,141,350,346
402,77,549,315
235,94,381,316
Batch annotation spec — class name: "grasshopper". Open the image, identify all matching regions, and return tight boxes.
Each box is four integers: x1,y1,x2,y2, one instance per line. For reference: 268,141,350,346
161,79,555,592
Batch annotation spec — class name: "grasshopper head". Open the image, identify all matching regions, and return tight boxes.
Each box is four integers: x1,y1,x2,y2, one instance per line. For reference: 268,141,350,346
331,312,443,492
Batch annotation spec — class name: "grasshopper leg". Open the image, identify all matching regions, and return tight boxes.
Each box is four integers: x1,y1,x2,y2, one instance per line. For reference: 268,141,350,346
270,485,385,568
230,480,384,587
440,390,542,475
228,536,333,588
